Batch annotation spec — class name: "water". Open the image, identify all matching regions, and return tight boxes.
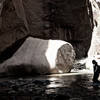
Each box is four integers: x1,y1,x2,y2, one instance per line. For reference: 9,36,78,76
0,72,100,100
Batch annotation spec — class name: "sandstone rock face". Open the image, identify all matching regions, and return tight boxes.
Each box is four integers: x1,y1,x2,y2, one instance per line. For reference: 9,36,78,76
0,37,75,75
88,0,100,57
0,0,93,60
85,0,100,70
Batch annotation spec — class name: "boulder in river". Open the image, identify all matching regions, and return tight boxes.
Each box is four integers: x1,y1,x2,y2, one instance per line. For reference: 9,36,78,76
0,37,75,75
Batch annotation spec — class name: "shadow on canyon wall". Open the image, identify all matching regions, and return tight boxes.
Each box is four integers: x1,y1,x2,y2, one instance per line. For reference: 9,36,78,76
0,0,93,63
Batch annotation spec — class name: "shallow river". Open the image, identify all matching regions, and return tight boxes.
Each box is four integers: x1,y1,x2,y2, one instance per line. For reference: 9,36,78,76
0,72,100,100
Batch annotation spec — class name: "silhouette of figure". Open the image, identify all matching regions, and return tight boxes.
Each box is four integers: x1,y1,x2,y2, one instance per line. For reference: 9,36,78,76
92,60,100,83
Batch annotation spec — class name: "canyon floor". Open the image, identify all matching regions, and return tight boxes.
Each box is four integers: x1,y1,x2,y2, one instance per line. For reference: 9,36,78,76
0,69,100,100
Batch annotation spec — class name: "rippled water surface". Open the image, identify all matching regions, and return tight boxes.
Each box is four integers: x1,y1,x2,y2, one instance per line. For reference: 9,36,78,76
0,73,100,100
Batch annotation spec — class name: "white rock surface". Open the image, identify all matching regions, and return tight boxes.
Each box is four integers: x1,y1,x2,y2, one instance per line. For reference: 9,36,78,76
0,37,75,75
88,0,100,57
86,0,100,71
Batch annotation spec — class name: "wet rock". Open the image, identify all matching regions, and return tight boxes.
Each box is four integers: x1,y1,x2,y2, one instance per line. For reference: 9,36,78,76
33,80,50,86
8,90,16,94
69,98,82,100
11,85,19,91
0,82,8,87
72,62,86,70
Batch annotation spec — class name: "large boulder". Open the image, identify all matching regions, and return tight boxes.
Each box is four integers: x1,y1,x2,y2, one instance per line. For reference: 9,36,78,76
0,0,92,59
0,37,75,75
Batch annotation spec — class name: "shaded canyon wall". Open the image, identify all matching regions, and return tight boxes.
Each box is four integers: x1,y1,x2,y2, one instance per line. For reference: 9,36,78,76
0,0,93,62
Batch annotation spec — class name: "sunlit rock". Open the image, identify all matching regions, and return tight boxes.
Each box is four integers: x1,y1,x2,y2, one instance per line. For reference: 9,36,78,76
87,0,100,71
0,37,75,75
88,0,100,57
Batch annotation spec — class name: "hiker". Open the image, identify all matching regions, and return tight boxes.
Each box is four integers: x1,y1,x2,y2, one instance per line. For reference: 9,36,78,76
92,60,100,83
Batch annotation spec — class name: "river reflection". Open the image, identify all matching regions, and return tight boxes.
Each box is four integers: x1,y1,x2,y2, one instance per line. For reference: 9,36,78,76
47,77,63,88
46,73,85,88
0,73,100,100
45,74,93,95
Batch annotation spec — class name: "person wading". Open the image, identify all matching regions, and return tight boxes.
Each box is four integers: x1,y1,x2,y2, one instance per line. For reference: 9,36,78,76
92,60,100,83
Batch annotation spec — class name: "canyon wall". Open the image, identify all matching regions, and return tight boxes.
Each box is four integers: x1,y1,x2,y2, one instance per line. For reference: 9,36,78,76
0,0,93,62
